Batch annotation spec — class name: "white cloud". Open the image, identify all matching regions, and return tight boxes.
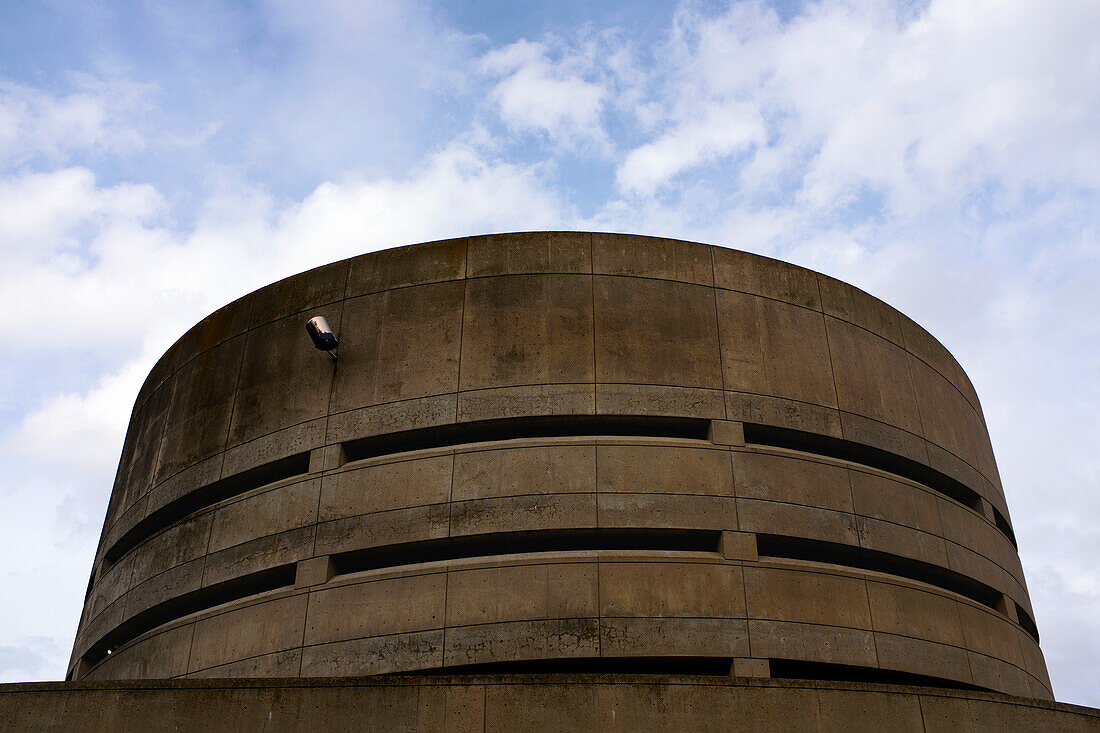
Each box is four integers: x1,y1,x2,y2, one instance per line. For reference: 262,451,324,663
480,39,610,150
0,76,152,169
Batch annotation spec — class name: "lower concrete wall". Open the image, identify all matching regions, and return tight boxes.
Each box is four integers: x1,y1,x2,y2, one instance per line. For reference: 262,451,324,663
2,676,1097,732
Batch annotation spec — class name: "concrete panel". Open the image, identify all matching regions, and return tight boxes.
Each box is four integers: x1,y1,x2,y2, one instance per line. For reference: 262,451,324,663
873,633,973,684
313,504,450,556
319,455,453,521
123,557,205,620
457,384,595,422
222,418,326,477
129,513,213,588
249,259,348,328
957,603,1025,667
734,452,852,512
866,581,965,646
909,355,978,471
839,411,928,465
446,562,597,626
599,617,749,658
737,499,859,545
593,276,721,388
467,232,591,276
599,562,744,618
712,247,820,309
598,445,733,496
855,515,950,568
460,274,594,390
87,625,194,681
755,296,836,406
826,316,922,435
449,494,597,537
967,651,1034,699
110,375,173,519
326,393,457,444
187,593,309,673
346,237,466,296
154,335,247,483
713,290,768,395
596,384,725,418
201,526,316,587
187,649,303,679
301,630,444,676
748,619,877,667
815,684,926,731
818,275,903,346
305,573,446,644
332,281,464,411
85,553,136,622
452,445,595,501
444,619,601,666
597,493,737,531
207,478,320,553
140,454,222,521
592,233,713,285
745,566,871,628
849,470,943,535
726,391,842,437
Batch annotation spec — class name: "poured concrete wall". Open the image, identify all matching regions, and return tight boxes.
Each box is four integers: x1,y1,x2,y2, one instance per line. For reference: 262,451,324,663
6,677,1099,733
70,233,1050,699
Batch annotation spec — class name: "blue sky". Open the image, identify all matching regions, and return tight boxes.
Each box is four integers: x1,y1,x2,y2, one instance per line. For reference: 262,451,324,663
1,0,1099,706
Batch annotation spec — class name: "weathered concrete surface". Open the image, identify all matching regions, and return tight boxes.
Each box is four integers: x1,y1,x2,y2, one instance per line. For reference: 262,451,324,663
70,233,1052,703
3,677,1098,733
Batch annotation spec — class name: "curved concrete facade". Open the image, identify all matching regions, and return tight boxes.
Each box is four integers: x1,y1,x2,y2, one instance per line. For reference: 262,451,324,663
69,232,1051,701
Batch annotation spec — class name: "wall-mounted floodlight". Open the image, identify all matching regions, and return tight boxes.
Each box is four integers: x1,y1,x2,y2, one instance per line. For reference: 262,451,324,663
306,316,338,361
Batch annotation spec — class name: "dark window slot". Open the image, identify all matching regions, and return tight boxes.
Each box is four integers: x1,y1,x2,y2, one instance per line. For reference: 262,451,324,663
743,423,1017,549
333,529,722,576
1016,602,1040,645
992,507,1018,550
82,564,296,669
342,415,710,463
394,656,734,677
103,451,310,566
768,659,991,692
756,534,1005,611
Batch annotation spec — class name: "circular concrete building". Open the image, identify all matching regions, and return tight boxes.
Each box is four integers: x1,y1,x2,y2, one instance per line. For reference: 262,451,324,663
69,232,1051,702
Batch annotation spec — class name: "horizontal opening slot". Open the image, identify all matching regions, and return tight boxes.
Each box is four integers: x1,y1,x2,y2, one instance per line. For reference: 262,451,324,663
83,563,296,669
768,658,991,692
396,656,735,677
333,529,722,576
992,507,1018,550
103,452,310,567
743,423,1017,549
756,534,1005,611
342,415,710,463
1016,602,1040,645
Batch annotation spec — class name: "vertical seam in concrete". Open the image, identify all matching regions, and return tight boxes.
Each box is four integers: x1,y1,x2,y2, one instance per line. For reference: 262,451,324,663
862,576,881,671
220,295,256,478
953,597,977,687
904,351,932,467
821,311,842,436
742,560,753,659
455,240,468,424
589,234,598,412
709,247,728,420
296,591,311,676
442,569,450,668
447,452,455,541
182,614,198,678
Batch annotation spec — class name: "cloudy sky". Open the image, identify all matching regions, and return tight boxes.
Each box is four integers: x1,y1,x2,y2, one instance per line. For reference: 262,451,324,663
1,0,1099,706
